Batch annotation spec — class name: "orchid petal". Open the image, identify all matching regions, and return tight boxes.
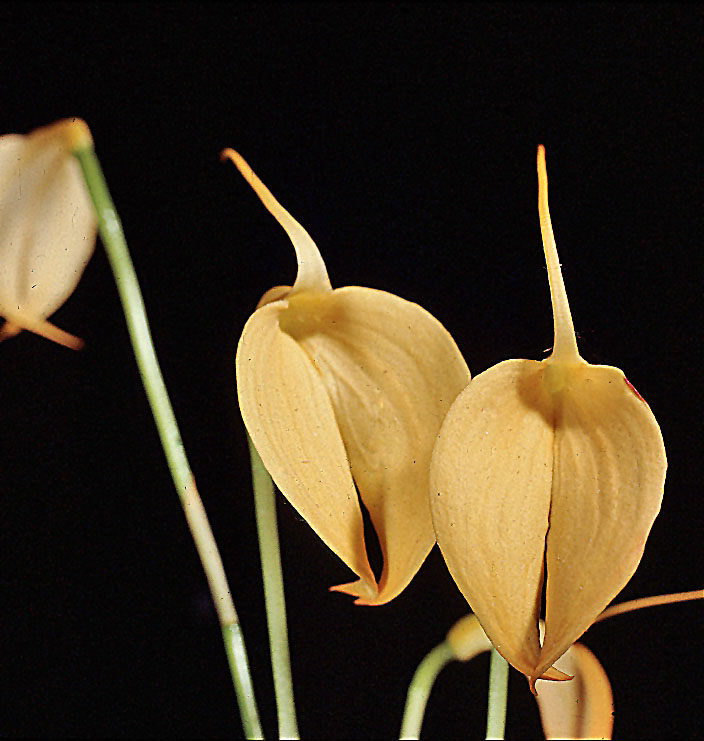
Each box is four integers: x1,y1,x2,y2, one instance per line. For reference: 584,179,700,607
287,286,470,604
431,359,554,676
237,298,378,600
535,363,666,680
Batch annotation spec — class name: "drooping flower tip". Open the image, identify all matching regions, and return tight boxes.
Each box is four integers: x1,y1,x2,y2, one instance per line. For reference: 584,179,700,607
60,118,94,152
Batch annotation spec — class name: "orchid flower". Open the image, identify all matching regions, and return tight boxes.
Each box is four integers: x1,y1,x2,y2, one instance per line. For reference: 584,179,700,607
0,119,97,349
224,149,470,605
430,146,666,688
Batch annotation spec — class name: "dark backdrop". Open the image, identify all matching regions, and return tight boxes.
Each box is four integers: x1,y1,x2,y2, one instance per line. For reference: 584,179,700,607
2,4,701,738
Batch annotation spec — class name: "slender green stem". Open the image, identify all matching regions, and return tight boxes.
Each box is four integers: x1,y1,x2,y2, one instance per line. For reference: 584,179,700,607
223,624,264,739
400,640,455,740
485,648,509,740
247,436,299,740
72,143,263,739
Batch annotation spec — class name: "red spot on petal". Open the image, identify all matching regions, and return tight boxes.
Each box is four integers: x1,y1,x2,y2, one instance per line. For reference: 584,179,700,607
624,375,648,405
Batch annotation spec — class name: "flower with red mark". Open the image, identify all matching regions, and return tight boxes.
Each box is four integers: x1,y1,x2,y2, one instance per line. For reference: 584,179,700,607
431,146,666,688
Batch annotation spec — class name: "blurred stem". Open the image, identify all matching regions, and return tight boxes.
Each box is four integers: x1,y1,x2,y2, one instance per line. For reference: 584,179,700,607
247,436,299,740
400,640,455,739
72,143,263,740
485,648,509,740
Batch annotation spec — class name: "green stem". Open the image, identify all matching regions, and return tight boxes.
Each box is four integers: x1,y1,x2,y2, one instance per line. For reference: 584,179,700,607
399,640,455,739
72,143,263,740
223,623,264,739
247,436,299,740
485,648,509,740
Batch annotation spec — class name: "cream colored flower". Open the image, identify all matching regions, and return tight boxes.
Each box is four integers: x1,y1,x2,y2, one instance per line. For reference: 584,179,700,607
430,146,666,688
224,149,470,604
0,118,97,349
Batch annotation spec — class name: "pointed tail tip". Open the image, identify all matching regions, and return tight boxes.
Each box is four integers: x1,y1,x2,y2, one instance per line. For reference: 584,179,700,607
0,321,23,344
537,144,546,169
529,666,574,695
69,336,85,351
42,323,85,351
329,577,380,606
221,148,246,171
1,317,84,350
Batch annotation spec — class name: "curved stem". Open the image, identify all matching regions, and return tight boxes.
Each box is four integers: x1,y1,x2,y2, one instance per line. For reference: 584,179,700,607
248,435,299,739
400,640,455,739
72,143,263,739
485,648,509,740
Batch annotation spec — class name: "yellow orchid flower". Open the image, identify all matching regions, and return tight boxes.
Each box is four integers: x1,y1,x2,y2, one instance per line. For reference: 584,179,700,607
430,145,666,688
223,148,470,605
0,118,97,349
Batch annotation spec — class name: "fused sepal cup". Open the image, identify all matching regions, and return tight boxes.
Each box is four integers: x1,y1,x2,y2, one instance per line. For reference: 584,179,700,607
225,149,470,605
430,146,666,689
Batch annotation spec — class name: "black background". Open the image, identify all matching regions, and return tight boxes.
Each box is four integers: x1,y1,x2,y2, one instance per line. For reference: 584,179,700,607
2,4,701,738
